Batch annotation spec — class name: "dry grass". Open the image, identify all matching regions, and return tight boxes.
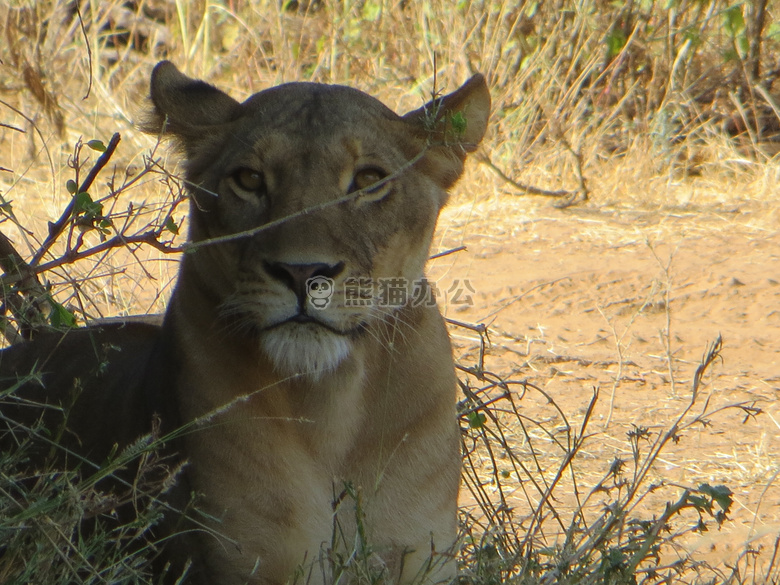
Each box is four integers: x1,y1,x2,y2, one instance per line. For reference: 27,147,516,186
1,0,779,583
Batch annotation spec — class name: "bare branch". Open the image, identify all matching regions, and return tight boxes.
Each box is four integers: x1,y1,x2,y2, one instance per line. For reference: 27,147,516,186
478,152,586,208
31,133,122,267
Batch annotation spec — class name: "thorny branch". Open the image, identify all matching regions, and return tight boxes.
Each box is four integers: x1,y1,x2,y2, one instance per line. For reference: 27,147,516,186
0,133,183,340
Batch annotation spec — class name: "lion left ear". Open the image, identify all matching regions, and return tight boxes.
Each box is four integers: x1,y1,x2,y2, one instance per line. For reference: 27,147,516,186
402,74,491,158
143,61,242,140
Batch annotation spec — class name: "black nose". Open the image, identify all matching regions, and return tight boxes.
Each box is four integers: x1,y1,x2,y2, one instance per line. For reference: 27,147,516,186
264,261,345,304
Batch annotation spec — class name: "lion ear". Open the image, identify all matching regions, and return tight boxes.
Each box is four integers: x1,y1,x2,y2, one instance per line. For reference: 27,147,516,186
402,74,490,190
143,61,241,138
402,74,491,157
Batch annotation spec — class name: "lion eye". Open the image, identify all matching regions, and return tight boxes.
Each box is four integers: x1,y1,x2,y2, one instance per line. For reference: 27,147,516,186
349,167,390,202
232,168,265,193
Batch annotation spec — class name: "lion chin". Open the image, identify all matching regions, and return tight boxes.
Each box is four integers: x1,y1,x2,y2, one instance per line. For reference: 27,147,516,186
260,323,351,378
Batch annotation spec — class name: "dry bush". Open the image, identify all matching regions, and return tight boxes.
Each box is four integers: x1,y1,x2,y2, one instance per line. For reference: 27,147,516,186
455,329,775,585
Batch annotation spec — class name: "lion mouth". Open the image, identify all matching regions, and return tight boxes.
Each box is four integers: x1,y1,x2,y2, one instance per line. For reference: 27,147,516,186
287,313,318,324
264,312,364,337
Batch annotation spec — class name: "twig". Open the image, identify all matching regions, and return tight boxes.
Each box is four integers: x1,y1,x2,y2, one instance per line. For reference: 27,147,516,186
478,152,574,199
557,135,590,204
600,281,657,428
480,276,570,322
746,0,768,84
31,133,121,267
0,122,24,133
646,238,679,397
3,230,179,287
429,245,466,260
445,318,487,334
0,98,56,184
74,2,93,100
521,387,599,548
691,334,723,398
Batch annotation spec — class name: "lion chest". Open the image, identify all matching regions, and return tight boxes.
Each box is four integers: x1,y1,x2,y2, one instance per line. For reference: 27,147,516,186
175,365,387,584
163,303,458,584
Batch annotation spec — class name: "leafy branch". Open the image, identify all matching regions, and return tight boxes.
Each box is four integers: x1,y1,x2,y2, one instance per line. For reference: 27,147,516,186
0,133,185,340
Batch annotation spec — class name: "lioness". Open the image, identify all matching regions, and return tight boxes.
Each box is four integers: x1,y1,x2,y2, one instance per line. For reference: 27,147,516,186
0,62,490,585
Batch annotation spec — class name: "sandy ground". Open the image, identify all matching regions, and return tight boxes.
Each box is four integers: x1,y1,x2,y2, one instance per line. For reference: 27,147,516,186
431,195,780,575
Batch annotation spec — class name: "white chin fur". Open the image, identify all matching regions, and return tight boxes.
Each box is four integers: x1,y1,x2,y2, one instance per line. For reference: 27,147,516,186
260,324,350,377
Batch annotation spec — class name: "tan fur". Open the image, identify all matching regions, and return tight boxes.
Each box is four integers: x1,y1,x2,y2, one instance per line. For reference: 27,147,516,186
1,62,490,585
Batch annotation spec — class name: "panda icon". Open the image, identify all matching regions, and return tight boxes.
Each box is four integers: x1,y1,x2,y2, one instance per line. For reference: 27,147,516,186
306,276,334,309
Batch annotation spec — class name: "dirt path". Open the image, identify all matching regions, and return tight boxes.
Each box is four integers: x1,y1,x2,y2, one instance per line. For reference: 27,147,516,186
433,199,780,572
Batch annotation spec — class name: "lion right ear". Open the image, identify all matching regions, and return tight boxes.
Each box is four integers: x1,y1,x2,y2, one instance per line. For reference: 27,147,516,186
402,74,490,157
142,61,241,138
402,74,491,190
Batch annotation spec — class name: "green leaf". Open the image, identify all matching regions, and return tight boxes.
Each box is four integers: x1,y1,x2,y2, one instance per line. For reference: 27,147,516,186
699,483,733,513
362,0,381,21
606,30,627,57
66,179,78,194
686,494,711,513
97,218,113,240
74,191,91,212
723,5,744,37
467,411,486,429
164,216,179,235
87,139,106,152
450,111,467,137
683,29,701,49
315,35,326,54
73,191,103,220
49,301,76,328
738,34,749,56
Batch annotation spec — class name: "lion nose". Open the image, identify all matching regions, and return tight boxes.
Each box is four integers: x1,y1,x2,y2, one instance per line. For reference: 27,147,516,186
264,261,345,303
